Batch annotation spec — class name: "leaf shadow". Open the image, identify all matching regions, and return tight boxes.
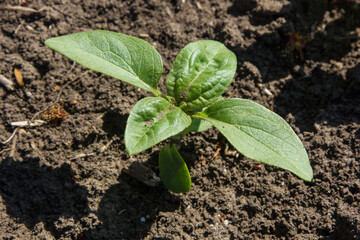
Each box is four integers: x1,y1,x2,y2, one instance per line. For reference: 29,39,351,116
224,0,360,84
221,0,360,132
274,63,360,131
83,171,180,239
102,109,129,138
0,157,90,239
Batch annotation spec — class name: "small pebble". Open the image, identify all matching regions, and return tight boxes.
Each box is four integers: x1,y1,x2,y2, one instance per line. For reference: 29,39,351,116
25,91,32,97
223,220,229,226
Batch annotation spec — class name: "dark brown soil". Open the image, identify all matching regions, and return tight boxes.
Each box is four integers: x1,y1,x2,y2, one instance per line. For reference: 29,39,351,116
1,0,359,239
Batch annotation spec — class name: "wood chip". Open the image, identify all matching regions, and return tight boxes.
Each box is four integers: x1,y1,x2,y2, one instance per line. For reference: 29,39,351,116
14,68,24,87
201,155,206,166
139,33,150,38
253,164,262,170
211,142,221,160
196,2,202,10
264,88,273,96
165,6,173,18
53,85,61,92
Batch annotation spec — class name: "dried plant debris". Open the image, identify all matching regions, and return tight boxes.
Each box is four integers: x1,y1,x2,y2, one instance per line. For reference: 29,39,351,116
0,74,14,91
285,32,311,62
42,104,68,126
14,68,24,87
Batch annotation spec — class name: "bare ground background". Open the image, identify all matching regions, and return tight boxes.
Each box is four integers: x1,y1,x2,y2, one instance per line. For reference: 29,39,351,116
0,0,359,239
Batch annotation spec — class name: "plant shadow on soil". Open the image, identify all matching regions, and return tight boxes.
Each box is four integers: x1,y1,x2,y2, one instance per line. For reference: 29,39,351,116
275,63,360,131
228,0,359,66
226,0,360,132
78,109,181,239
83,174,180,240
0,157,90,238
0,107,182,239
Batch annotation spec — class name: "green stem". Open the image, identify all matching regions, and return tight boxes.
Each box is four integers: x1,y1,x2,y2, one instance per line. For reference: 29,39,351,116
151,89,162,97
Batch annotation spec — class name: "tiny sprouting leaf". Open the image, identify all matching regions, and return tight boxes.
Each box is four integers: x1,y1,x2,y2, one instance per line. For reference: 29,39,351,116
200,98,313,181
159,144,191,193
125,97,191,155
166,40,237,112
45,30,163,93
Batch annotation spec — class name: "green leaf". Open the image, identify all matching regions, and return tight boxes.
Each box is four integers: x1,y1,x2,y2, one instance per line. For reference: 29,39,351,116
125,97,191,155
45,30,163,93
200,99,313,181
166,40,237,112
159,144,191,193
187,118,212,132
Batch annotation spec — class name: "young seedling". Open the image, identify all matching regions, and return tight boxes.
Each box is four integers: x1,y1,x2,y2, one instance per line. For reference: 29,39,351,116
45,30,313,193
285,32,310,62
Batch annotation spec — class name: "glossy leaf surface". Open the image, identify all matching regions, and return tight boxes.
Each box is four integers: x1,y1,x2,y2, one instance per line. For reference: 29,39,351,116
45,30,163,93
125,97,191,154
166,40,237,111
187,118,212,132
200,98,313,181
159,144,191,193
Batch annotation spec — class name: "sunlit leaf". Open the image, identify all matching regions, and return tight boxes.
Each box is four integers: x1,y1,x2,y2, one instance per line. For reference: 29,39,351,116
199,98,313,181
45,30,163,93
166,40,236,111
125,97,191,154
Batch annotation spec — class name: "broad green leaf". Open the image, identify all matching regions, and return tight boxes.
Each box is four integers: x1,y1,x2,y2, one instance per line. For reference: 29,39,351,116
125,97,191,155
166,40,237,112
45,30,163,93
159,144,191,193
187,118,212,132
199,99,313,181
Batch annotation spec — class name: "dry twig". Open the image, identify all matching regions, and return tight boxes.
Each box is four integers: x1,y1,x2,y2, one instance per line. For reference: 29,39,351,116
0,5,48,13
99,138,115,153
70,153,95,161
14,19,25,35
9,133,18,158
0,148,11,155
1,128,19,145
0,74,14,90
211,142,221,160
11,120,45,127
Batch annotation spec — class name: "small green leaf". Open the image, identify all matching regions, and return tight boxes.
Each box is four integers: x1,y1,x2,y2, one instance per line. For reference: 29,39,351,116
45,30,163,93
200,99,313,181
166,40,237,111
187,118,212,132
125,97,191,155
159,144,191,193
